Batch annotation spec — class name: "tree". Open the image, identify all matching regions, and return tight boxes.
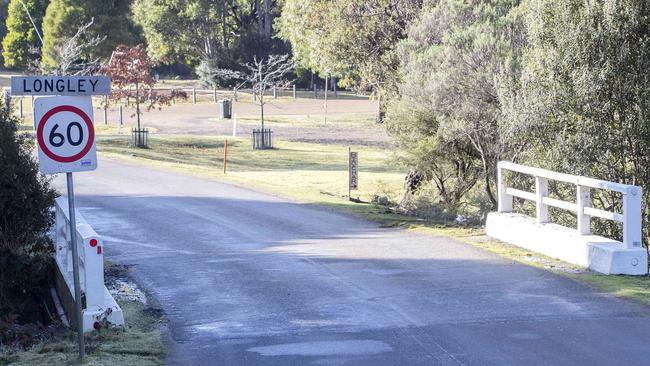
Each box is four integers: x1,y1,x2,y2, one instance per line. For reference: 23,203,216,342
101,44,186,146
132,0,287,77
385,0,524,212
40,0,141,70
242,54,295,131
41,18,105,76
502,0,650,242
0,1,9,67
0,101,56,322
277,0,421,94
2,0,48,69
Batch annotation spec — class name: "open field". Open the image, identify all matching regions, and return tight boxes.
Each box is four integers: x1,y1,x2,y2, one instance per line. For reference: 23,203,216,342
12,91,388,146
97,135,405,208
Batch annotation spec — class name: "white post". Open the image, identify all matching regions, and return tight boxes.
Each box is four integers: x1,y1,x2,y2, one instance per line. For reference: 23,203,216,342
535,176,548,223
103,96,107,125
577,185,591,235
83,234,104,310
622,186,643,249
118,105,123,134
232,113,237,137
497,163,513,212
292,84,296,99
273,85,277,99
192,88,197,104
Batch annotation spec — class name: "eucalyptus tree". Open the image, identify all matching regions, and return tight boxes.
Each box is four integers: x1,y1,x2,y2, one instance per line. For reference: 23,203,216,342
502,0,650,241
386,0,525,210
40,0,140,70
2,0,48,69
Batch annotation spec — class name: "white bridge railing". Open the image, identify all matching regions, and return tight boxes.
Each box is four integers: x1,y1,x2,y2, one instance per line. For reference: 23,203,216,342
55,197,124,332
497,161,643,249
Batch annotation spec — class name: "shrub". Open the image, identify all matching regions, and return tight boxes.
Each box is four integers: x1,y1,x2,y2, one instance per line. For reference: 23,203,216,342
0,103,56,325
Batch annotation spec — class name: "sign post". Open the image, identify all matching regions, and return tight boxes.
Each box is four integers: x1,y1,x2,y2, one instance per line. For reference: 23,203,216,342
12,76,110,363
348,147,358,200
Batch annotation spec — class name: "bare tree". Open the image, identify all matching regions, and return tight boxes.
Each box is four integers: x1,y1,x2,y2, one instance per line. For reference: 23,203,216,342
43,19,106,76
242,54,295,130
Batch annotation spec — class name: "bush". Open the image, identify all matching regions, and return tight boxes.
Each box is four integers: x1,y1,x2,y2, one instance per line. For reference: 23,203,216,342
0,103,56,325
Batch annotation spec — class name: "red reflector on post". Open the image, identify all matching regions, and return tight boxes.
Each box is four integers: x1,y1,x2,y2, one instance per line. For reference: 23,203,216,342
89,239,98,247
93,321,101,330
97,246,102,255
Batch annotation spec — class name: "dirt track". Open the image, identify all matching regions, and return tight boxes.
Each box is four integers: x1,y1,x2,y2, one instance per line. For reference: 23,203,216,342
106,98,392,147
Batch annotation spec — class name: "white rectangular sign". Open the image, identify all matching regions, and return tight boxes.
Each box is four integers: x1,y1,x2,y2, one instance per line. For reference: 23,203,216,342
11,76,110,96
34,96,97,174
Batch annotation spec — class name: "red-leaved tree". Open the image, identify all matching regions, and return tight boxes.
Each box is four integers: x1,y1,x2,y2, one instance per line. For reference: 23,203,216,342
101,44,186,132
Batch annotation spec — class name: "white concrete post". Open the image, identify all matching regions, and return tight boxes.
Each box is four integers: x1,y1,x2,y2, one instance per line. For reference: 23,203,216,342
623,186,643,249
83,234,104,310
292,84,296,99
232,113,237,137
577,185,591,235
273,85,277,99
535,176,548,223
497,163,513,212
103,96,107,125
192,88,197,104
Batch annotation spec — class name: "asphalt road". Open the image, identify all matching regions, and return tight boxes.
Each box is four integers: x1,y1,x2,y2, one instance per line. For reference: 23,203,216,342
55,159,650,365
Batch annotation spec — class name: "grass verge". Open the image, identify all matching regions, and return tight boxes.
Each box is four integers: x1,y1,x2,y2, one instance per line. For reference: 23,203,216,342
96,134,650,308
0,265,165,366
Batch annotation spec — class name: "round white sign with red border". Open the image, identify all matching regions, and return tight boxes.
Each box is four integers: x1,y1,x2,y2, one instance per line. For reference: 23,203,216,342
34,96,97,174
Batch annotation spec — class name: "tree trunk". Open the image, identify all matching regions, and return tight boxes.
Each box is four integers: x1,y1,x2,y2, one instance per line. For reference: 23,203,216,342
323,74,328,125
256,0,263,34
264,0,272,39
260,90,264,129
222,2,228,48
375,85,382,123
135,81,141,130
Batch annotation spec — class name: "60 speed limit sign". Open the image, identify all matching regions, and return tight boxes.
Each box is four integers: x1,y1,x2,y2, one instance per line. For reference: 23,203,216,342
34,96,97,174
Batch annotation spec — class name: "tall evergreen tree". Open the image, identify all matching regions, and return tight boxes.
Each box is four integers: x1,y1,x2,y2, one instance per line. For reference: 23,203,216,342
1,0,48,69
0,0,9,67
41,0,141,69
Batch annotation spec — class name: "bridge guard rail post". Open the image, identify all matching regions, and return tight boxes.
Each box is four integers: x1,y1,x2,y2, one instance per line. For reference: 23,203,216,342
488,161,647,275
54,197,125,332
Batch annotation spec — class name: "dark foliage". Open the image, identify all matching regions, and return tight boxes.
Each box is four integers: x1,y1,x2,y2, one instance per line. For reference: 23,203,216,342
0,103,56,325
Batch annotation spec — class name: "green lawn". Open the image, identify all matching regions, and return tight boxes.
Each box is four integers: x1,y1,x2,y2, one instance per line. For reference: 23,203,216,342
97,135,406,208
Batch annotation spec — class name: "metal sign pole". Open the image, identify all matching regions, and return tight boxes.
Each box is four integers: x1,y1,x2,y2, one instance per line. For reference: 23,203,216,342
66,172,85,361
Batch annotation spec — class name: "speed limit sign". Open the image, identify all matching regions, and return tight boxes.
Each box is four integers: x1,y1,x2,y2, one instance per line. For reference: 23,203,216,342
34,96,97,174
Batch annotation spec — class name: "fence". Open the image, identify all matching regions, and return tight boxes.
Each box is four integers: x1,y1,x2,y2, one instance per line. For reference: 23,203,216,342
131,127,149,148
54,197,124,332
252,128,273,149
486,161,647,275
497,161,642,248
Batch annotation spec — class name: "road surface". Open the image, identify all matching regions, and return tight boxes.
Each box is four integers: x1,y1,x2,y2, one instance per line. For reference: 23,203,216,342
55,159,650,365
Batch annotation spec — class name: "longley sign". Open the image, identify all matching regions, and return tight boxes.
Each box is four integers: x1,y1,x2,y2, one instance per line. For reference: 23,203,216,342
11,76,110,96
